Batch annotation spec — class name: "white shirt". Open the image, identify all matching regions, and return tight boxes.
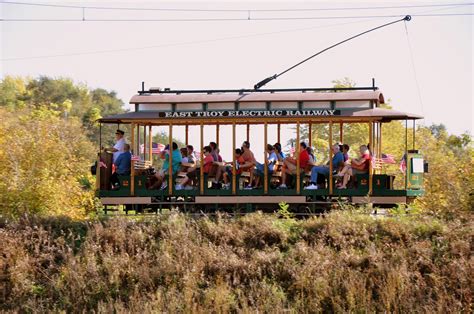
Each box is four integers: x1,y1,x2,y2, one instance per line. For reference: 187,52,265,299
113,138,126,162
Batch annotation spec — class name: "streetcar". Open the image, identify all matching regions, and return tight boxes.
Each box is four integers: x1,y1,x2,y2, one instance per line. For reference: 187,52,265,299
96,83,425,213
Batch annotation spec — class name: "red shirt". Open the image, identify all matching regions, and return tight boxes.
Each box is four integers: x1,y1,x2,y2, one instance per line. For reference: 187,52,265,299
299,149,310,168
361,153,371,171
241,149,256,165
236,156,246,174
203,154,214,173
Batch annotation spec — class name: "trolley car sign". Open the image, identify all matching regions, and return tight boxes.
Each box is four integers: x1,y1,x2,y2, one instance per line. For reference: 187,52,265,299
162,109,340,119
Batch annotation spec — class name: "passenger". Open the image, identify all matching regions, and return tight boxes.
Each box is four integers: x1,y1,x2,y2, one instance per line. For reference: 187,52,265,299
306,146,315,164
110,144,132,189
180,147,189,163
278,141,310,189
105,129,126,163
274,142,285,161
337,145,371,189
209,142,223,162
150,142,182,190
221,148,245,189
176,146,213,190
342,144,350,162
186,145,197,164
254,144,278,187
240,141,257,189
207,142,224,186
304,144,344,190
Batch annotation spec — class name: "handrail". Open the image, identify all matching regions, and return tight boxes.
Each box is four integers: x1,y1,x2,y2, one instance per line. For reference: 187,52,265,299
138,86,378,95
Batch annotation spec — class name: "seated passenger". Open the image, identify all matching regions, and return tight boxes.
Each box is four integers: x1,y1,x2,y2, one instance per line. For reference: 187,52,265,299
186,145,197,164
180,147,189,163
240,141,257,189
176,146,213,190
209,142,223,162
342,144,350,162
149,142,182,190
337,145,371,189
278,141,310,189
221,148,245,189
306,146,315,164
304,144,344,190
274,142,285,161
254,144,278,187
110,144,132,189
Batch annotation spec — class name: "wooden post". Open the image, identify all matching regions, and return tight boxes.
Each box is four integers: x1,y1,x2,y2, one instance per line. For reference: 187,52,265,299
185,124,189,146
368,122,373,195
379,123,383,161
168,124,173,196
131,123,135,196
136,125,140,157
96,153,101,191
405,120,408,190
200,123,204,195
264,122,268,195
296,122,301,194
232,122,236,195
329,122,333,195
339,122,343,143
216,124,220,147
308,123,312,147
277,123,281,143
246,124,250,142
148,125,152,162
143,125,147,159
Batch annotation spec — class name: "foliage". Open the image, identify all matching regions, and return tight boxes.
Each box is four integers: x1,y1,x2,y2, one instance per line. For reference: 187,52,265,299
0,108,96,218
0,212,471,312
0,76,125,144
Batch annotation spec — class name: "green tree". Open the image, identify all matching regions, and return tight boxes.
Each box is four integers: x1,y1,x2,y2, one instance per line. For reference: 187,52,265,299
0,76,126,144
0,108,96,218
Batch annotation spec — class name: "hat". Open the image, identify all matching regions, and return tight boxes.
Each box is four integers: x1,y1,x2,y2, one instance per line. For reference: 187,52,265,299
115,129,125,135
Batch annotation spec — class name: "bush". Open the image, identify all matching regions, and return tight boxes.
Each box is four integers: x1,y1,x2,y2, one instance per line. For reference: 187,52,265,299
0,212,471,312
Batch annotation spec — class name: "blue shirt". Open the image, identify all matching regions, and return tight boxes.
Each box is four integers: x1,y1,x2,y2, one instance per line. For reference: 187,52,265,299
332,151,344,169
163,150,183,174
268,152,278,170
114,151,131,175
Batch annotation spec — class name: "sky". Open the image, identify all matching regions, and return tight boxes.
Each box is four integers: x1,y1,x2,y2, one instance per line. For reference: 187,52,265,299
0,0,473,160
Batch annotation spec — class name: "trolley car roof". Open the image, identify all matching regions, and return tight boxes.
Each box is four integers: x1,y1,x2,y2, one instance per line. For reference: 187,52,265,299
129,90,385,104
98,90,423,124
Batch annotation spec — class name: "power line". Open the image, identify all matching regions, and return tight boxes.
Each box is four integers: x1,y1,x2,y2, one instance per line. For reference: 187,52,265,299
404,21,425,125
2,1,473,12
0,18,379,61
255,15,411,89
1,13,473,22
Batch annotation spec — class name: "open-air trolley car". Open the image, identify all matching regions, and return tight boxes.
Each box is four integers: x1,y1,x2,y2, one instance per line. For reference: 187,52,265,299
96,84,425,213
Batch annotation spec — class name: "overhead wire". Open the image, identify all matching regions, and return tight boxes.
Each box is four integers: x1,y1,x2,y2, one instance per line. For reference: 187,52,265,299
1,13,473,22
1,1,473,12
1,18,380,61
1,3,471,61
404,20,425,126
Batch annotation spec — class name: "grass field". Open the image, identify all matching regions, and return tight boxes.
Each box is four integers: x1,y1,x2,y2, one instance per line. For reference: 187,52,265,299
0,210,472,312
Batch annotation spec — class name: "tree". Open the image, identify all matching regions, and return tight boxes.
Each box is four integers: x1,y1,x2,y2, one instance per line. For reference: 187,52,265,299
0,76,126,144
0,108,96,218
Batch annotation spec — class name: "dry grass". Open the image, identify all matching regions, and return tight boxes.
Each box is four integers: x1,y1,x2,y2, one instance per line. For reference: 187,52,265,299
0,211,472,313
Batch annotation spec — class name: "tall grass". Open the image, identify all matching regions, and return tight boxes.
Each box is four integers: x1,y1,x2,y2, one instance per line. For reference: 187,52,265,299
0,211,472,312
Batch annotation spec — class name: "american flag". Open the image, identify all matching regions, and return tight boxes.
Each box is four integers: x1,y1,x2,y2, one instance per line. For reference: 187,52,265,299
139,143,166,154
131,155,141,161
399,154,407,173
153,143,166,154
381,153,396,164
